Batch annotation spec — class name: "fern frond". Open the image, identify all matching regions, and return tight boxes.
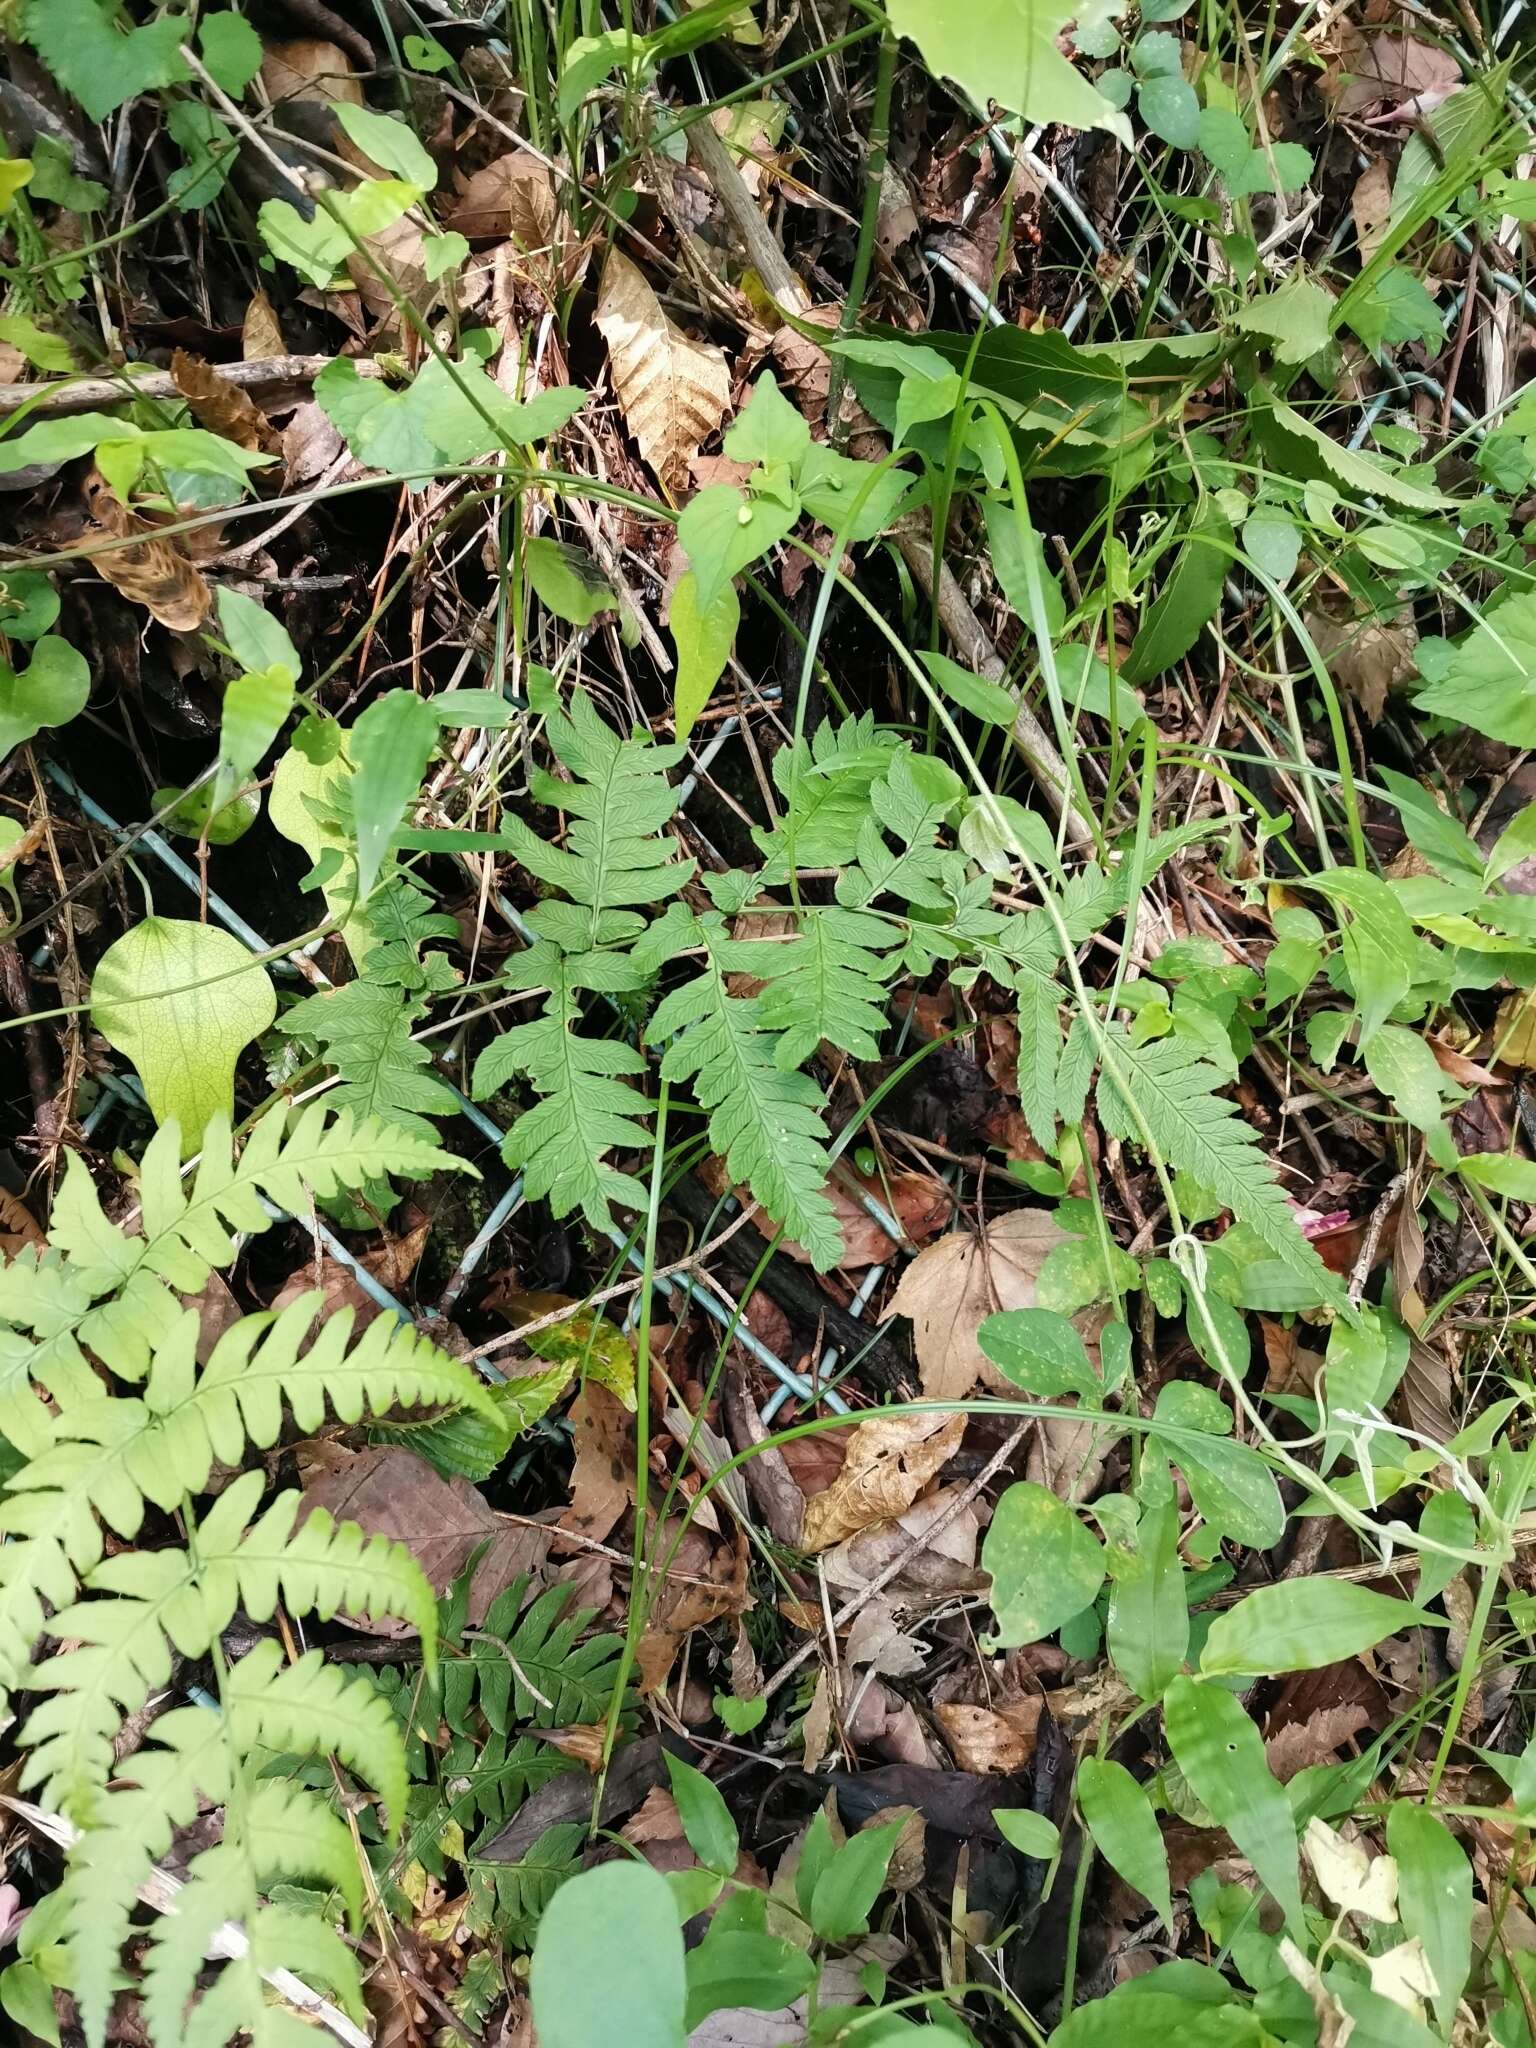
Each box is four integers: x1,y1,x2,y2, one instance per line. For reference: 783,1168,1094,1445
226,1639,410,1832
279,982,459,1141
1096,1029,1339,1298
501,691,693,949
1014,969,1063,1151
473,942,654,1228
834,751,966,910
754,713,903,873
0,1102,458,1408
0,1296,487,1698
217,1487,440,1656
651,913,840,1268
756,906,897,1067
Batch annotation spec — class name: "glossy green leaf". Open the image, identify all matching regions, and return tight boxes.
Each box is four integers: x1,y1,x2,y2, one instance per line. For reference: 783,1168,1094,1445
983,1481,1106,1648
887,0,1132,143
198,11,263,96
19,0,189,121
91,917,278,1152
0,569,60,643
1308,868,1421,1053
677,484,799,612
217,588,301,684
1107,1499,1188,1700
809,1820,905,1942
1051,1970,1266,2046
1200,1580,1440,1679
1121,502,1231,685
0,635,88,755
994,1808,1061,1858
525,537,616,628
349,690,439,901
978,1307,1101,1398
221,664,296,786
684,1928,814,2031
1233,274,1333,365
152,783,260,845
1458,1150,1536,1199
1163,1675,1302,1931
663,1755,739,1878
723,372,810,469
530,1860,686,2048
1139,73,1200,148
1388,1801,1471,2029
1415,589,1536,750
1078,1758,1173,1929
671,572,738,743
335,103,438,190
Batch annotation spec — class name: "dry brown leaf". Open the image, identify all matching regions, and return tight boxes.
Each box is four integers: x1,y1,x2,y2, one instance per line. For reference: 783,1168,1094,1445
282,400,347,486
242,290,286,360
298,1444,549,1625
88,521,211,631
0,1189,43,1257
1330,25,1461,116
1494,992,1536,1067
1351,159,1392,267
635,1526,748,1693
801,1411,964,1551
347,212,431,321
801,1670,835,1772
170,350,277,455
780,1168,953,1269
1305,605,1417,724
530,1722,609,1771
935,1698,1042,1774
820,1482,984,1599
260,39,363,109
1264,1702,1375,1782
559,1384,634,1545
885,1209,1069,1400
594,247,730,496
448,151,558,251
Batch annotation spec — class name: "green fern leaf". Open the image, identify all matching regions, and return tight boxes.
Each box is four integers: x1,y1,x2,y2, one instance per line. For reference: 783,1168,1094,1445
0,1102,460,1406
279,982,459,1141
834,751,967,910
226,1638,411,1832
651,913,841,1268
501,691,693,949
754,714,902,873
1096,1029,1340,1300
0,1295,487,1700
473,942,654,1228
1014,969,1063,1151
756,907,897,1067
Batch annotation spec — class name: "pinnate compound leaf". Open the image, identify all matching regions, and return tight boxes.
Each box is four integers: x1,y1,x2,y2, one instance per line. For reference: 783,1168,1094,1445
1164,1675,1302,1931
1200,1580,1441,1678
982,1481,1105,1649
531,1860,686,2048
0,636,88,755
1097,1029,1338,1301
91,919,277,1152
888,0,1132,145
20,0,189,121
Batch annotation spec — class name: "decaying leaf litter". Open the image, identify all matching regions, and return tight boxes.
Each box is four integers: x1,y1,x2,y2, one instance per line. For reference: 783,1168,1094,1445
3,1,1536,2044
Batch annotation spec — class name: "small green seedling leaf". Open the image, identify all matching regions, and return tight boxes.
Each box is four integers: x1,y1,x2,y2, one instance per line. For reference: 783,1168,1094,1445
0,635,88,754
663,1755,739,1878
349,690,440,899
671,572,739,743
809,1819,905,1943
525,537,616,628
152,783,260,845
994,1808,1061,1859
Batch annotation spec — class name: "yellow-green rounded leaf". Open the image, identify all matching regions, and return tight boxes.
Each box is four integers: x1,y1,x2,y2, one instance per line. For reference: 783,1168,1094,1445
91,917,277,1152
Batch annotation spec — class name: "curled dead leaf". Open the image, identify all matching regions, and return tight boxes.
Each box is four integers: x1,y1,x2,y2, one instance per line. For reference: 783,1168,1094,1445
170,350,278,455
801,1411,964,1552
0,1189,43,1256
594,247,730,496
935,1698,1042,1775
86,511,211,631
885,1209,1075,1400
242,289,286,361
260,39,363,111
